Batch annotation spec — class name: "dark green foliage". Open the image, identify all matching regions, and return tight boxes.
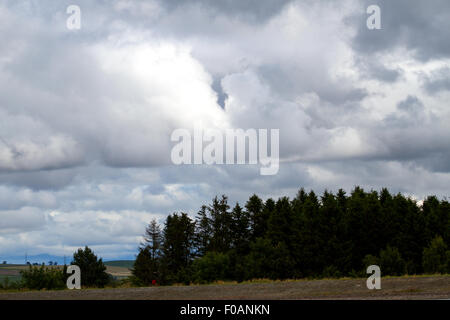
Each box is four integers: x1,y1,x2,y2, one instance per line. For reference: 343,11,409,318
246,194,264,240
132,219,162,286
71,246,109,288
378,246,406,276
20,265,66,290
132,247,158,286
194,205,212,257
230,203,250,253
132,187,450,284
0,276,23,290
208,196,233,253
160,213,196,285
422,236,450,274
192,252,231,283
362,254,379,269
243,238,294,280
364,246,409,276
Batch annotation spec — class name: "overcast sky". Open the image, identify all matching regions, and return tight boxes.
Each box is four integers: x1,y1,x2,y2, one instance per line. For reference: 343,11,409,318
1,0,450,262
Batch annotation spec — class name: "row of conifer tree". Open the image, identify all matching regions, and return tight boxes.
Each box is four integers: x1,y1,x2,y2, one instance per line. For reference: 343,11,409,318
132,187,450,285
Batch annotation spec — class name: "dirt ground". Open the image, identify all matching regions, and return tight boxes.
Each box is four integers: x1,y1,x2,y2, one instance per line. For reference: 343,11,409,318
0,275,449,300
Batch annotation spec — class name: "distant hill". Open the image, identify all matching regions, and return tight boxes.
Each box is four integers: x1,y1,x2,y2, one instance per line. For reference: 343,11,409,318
0,254,66,265
1,255,136,267
104,260,134,269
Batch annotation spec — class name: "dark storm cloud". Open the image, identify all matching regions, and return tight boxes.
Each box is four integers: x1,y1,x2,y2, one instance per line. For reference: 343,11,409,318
361,95,450,174
351,0,450,61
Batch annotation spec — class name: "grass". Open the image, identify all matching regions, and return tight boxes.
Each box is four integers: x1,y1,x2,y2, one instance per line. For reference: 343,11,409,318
1,261,448,298
0,275,22,281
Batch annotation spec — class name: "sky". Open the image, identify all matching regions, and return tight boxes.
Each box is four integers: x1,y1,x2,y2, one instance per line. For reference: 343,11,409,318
1,0,450,262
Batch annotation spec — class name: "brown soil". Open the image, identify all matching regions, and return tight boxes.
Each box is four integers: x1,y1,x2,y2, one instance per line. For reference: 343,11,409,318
1,275,449,300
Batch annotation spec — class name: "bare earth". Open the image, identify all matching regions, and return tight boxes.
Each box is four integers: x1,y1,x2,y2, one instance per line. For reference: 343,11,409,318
0,276,449,300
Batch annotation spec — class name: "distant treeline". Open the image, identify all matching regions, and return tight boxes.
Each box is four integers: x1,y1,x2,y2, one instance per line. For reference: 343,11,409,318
132,187,450,285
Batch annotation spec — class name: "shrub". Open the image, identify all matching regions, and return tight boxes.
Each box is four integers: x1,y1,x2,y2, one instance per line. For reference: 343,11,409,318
0,277,23,290
192,252,231,284
362,254,379,269
243,238,294,280
322,265,342,278
422,236,450,274
379,246,406,276
362,247,406,276
20,265,65,290
71,246,109,288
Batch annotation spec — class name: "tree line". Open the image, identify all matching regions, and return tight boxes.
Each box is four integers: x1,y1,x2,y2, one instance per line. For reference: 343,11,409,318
132,187,450,285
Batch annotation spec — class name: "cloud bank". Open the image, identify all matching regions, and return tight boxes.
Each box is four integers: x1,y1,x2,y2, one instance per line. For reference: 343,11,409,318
1,0,450,261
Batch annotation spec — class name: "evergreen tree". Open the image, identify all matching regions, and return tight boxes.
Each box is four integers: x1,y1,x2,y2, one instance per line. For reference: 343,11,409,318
132,219,163,285
71,246,109,288
161,213,196,284
208,195,232,253
133,189,450,284
245,194,264,239
194,205,212,257
143,219,162,260
132,247,157,285
230,202,250,253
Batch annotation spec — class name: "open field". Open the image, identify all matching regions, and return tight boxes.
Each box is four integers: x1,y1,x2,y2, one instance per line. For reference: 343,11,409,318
0,275,449,300
0,265,24,282
104,265,132,278
0,263,132,281
104,260,134,269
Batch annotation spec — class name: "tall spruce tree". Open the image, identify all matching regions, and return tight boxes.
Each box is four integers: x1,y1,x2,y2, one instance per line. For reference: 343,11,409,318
133,219,162,285
161,213,196,284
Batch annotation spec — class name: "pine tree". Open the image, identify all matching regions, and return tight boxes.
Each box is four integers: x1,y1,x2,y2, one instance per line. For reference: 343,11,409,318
245,194,264,240
194,205,212,257
161,213,196,284
143,219,162,260
132,219,163,285
208,195,232,253
230,202,250,253
71,246,109,288
132,247,157,285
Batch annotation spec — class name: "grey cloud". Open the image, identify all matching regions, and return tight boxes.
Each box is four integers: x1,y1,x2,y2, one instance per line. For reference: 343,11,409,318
212,78,228,109
351,0,450,61
356,58,402,83
257,64,368,105
0,169,76,191
397,95,424,114
360,96,450,170
1,0,450,261
0,207,46,233
422,67,450,93
159,0,293,22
